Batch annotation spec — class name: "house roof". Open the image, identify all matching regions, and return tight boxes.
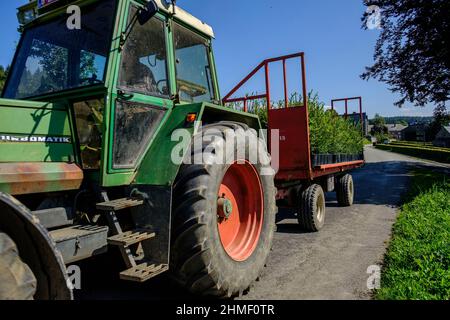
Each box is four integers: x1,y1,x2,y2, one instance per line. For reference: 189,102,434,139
386,124,408,132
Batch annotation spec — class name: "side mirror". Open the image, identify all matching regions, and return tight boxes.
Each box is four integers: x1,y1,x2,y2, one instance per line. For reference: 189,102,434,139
138,0,158,25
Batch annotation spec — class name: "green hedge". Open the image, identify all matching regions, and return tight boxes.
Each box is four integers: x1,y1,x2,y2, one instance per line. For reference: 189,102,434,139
228,92,364,155
390,141,449,152
308,93,364,155
376,144,450,163
391,141,433,147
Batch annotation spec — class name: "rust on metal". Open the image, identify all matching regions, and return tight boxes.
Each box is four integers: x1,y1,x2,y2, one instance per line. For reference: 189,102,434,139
0,162,83,195
316,160,365,171
311,161,365,179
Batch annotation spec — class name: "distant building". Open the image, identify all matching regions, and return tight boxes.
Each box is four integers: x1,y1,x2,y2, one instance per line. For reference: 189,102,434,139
347,112,369,136
368,123,408,140
401,124,429,142
386,124,408,140
433,126,450,148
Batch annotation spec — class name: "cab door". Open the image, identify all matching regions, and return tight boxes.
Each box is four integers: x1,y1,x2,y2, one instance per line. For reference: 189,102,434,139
102,3,174,186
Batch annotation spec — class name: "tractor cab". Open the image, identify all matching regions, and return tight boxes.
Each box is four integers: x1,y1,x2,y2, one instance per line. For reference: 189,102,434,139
0,0,220,195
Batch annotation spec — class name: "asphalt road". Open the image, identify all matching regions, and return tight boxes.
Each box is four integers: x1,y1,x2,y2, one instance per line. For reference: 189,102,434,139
76,146,448,300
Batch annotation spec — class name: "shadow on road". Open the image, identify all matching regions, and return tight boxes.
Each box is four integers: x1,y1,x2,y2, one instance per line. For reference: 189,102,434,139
276,222,310,235
275,160,419,235
74,158,448,300
75,251,198,300
352,161,448,206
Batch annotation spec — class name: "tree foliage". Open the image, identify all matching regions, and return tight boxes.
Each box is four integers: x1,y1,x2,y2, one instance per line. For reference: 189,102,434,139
362,0,450,108
21,40,98,96
227,92,364,155
427,105,450,140
371,113,389,136
308,93,364,155
0,65,9,92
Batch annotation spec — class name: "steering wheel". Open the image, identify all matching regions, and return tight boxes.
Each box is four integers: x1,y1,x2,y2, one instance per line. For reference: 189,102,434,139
156,79,169,95
34,82,58,95
80,75,103,85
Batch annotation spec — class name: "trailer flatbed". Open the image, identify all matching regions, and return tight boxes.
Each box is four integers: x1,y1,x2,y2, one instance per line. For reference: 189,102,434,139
223,53,365,219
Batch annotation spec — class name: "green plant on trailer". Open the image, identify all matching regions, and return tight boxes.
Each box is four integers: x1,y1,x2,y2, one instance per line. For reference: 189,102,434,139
228,91,365,155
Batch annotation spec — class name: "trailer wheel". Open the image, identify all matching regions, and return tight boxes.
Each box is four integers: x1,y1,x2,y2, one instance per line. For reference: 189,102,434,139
0,232,37,300
298,184,326,232
170,122,276,297
336,174,354,207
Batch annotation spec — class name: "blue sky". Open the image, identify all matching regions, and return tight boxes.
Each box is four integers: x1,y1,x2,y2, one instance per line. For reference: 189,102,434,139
0,0,435,118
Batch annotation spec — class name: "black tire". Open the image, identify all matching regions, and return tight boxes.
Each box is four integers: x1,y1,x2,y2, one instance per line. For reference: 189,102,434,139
170,122,277,297
0,232,37,300
336,174,354,207
298,184,326,232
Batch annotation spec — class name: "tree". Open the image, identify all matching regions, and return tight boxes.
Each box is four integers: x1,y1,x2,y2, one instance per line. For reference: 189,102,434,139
371,114,388,135
427,105,450,140
362,0,450,108
0,65,9,92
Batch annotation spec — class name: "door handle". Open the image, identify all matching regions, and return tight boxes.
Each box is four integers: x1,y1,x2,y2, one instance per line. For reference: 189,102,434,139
117,90,134,99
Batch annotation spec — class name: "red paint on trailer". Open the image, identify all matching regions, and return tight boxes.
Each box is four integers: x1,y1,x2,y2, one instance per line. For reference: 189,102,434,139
223,52,365,188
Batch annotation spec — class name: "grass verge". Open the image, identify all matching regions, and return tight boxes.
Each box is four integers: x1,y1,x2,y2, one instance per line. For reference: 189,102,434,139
376,169,450,300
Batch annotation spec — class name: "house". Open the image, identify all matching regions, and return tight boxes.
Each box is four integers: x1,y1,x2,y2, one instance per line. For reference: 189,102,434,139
386,124,408,140
401,124,429,142
433,126,450,147
347,112,369,136
368,123,408,140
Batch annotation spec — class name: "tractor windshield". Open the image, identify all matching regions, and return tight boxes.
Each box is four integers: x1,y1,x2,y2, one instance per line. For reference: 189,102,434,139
3,0,116,99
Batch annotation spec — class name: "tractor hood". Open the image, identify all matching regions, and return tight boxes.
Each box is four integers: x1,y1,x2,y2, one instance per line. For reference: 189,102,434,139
0,98,83,195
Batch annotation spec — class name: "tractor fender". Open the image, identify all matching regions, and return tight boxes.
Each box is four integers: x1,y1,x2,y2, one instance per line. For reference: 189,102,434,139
0,192,72,300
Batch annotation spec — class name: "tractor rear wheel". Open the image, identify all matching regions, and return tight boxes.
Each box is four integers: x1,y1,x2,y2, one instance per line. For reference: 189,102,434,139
0,232,37,300
298,184,326,232
336,174,354,207
170,122,276,297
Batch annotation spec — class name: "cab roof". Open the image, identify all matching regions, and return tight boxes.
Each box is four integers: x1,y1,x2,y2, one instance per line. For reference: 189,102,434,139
154,0,214,38
18,0,215,38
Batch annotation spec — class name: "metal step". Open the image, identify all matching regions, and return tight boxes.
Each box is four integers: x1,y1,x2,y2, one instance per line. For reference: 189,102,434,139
108,230,156,247
96,198,144,211
120,263,168,282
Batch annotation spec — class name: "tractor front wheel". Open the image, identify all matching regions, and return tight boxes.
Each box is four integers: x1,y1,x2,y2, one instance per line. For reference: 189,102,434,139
0,232,37,300
170,122,276,297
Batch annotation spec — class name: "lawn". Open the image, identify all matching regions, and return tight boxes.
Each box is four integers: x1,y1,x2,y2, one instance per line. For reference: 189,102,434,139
376,169,450,300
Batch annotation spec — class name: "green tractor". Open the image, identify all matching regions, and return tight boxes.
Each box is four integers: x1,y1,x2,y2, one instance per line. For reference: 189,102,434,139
0,0,276,299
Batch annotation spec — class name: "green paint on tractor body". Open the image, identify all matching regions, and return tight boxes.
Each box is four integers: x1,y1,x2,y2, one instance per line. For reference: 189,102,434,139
0,0,260,195
0,99,74,163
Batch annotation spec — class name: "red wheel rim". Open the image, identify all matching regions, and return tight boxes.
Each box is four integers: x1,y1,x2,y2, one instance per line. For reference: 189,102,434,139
217,161,264,262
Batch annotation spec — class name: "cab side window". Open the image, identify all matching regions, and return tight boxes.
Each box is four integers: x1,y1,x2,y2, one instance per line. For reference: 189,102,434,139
118,7,169,97
173,23,215,103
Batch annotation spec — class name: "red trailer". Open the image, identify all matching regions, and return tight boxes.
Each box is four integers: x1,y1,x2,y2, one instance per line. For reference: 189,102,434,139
223,52,365,231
